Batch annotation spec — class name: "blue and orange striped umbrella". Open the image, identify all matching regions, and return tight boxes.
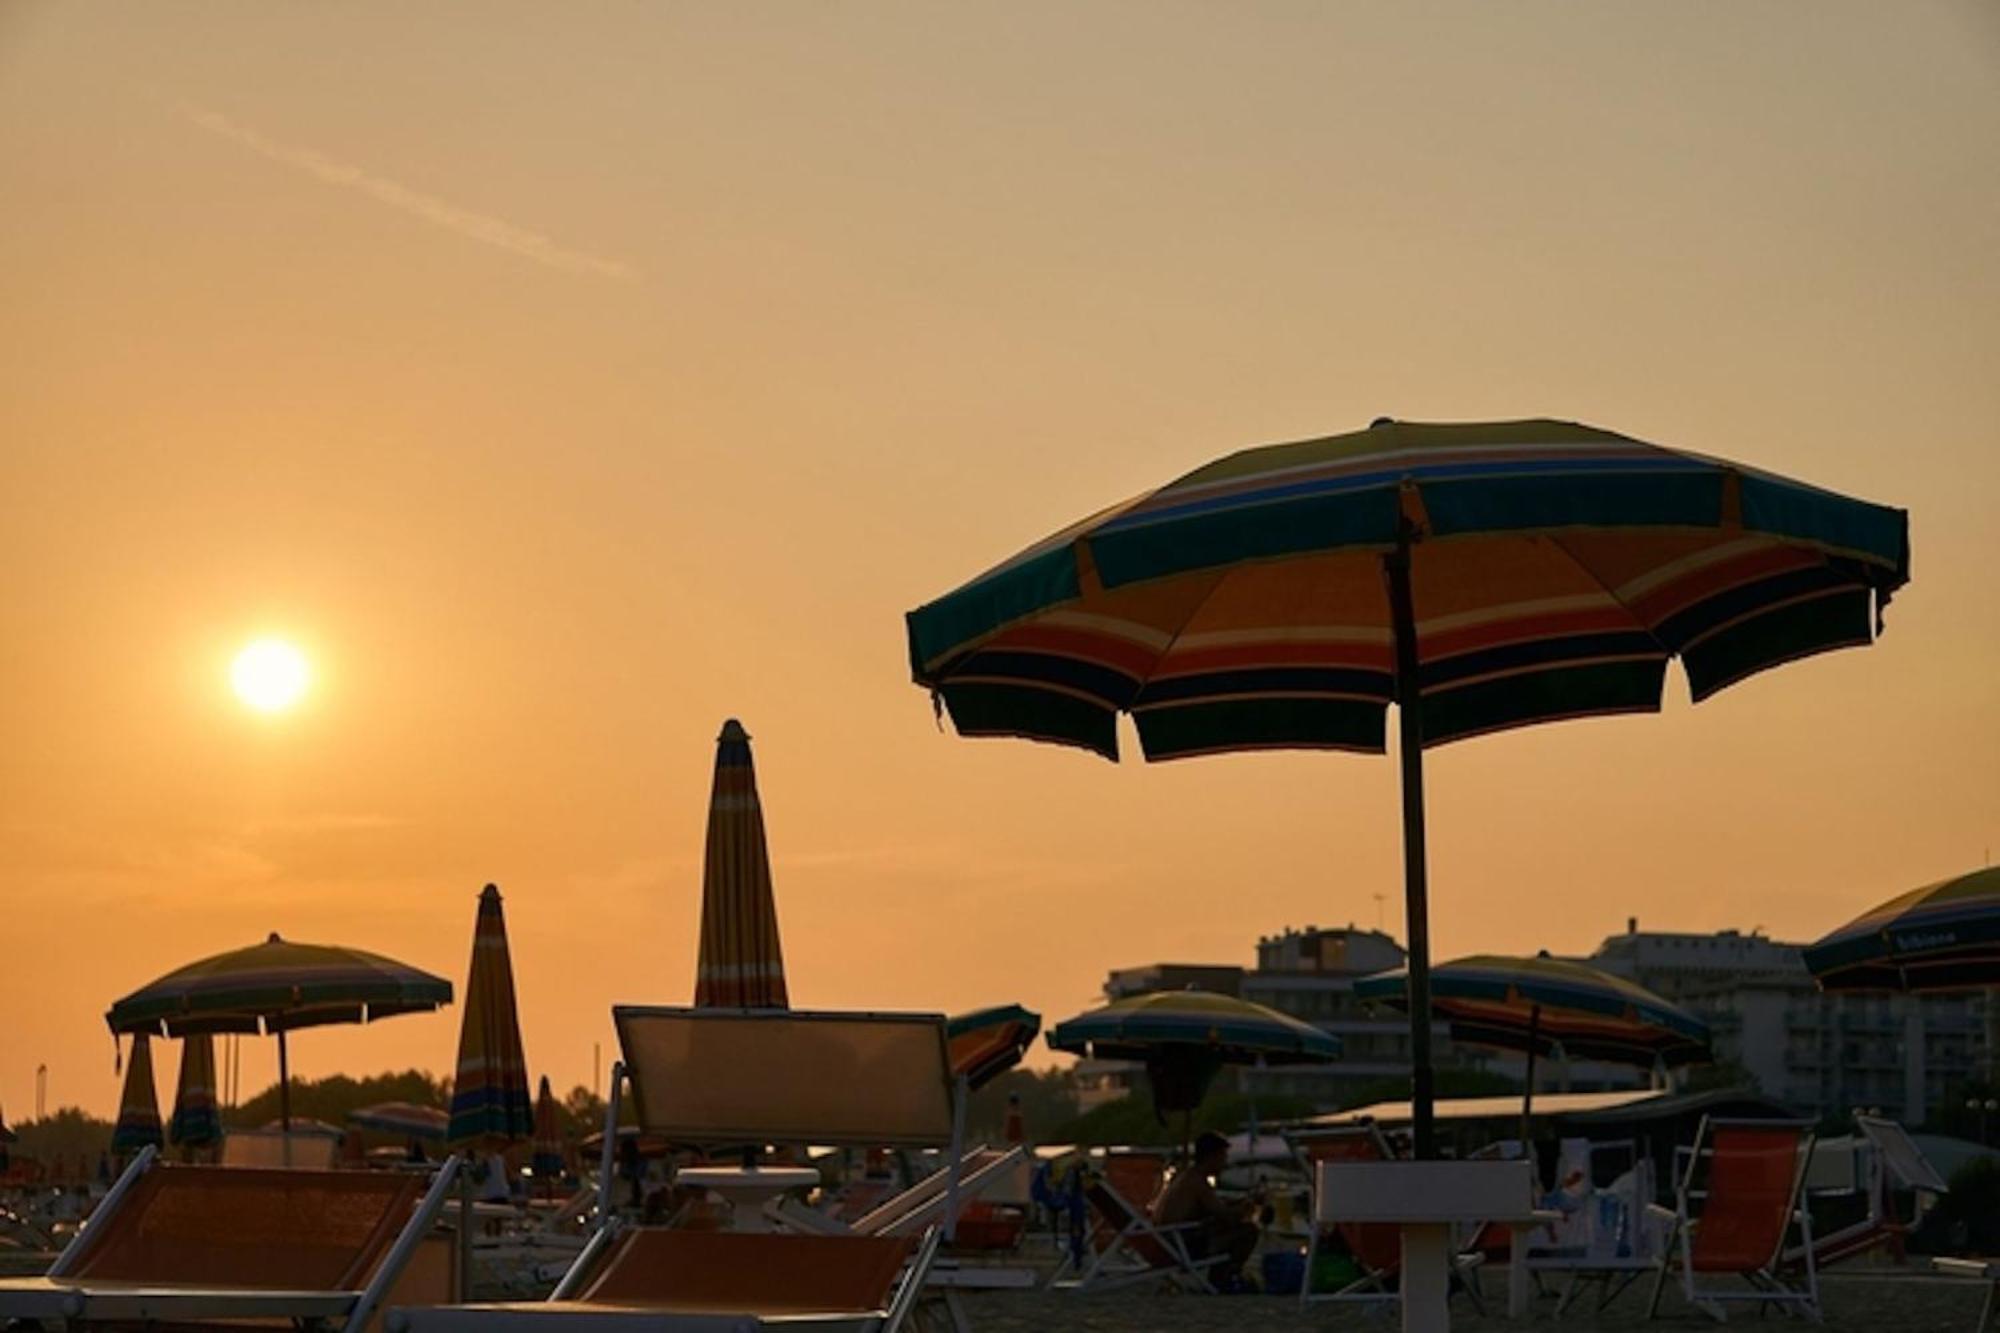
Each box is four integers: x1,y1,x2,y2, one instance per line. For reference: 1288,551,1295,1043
1805,866,2000,993
448,884,534,1147
909,417,1906,1154
947,1005,1042,1090
694,719,790,1009
351,1101,450,1142
111,1034,163,1153
168,1033,222,1148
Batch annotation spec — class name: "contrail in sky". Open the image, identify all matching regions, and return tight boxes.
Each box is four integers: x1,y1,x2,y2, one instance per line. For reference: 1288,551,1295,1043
184,105,636,279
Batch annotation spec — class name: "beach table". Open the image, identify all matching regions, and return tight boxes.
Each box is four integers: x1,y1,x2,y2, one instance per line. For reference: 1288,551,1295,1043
676,1164,820,1231
1316,1158,1551,1330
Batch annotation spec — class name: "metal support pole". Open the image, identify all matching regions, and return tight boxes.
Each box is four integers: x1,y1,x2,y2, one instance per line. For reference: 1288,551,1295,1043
1385,526,1436,1160
1519,1005,1542,1157
277,1029,292,1168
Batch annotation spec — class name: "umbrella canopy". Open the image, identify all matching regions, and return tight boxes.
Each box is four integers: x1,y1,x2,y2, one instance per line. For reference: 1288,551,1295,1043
1355,954,1712,1068
694,719,790,1008
531,1076,564,1178
1804,866,2000,992
168,1033,222,1148
909,417,1906,1154
947,1004,1042,1090
448,884,535,1147
1049,990,1341,1115
111,1034,163,1153
351,1101,450,1141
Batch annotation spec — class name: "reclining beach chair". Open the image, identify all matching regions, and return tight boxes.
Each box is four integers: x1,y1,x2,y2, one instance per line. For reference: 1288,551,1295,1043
1647,1116,1819,1322
777,1146,1028,1238
1049,1171,1228,1294
1782,1114,1945,1276
390,1007,957,1332
1292,1123,1408,1308
0,1146,459,1331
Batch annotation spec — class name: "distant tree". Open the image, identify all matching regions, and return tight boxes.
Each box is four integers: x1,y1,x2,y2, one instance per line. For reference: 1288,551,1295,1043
1046,1090,1315,1147
227,1069,448,1129
13,1107,112,1166
965,1068,1080,1142
1680,1059,1757,1097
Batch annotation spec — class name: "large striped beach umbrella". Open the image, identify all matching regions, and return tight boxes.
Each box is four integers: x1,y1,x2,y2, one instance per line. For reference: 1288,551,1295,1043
531,1076,565,1183
1357,953,1710,1142
107,933,451,1147
947,1005,1042,1091
111,1034,163,1154
694,719,790,1008
448,884,534,1146
909,417,1908,1154
351,1101,450,1142
168,1033,222,1150
1805,866,2000,993
1049,990,1341,1129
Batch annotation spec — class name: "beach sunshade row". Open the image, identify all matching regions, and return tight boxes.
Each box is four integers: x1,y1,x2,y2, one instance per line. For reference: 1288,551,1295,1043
169,1033,222,1148
350,1101,450,1142
1047,989,1341,1064
694,719,790,1008
112,1034,164,1153
946,1004,1042,1090
1355,954,1712,1068
449,884,535,1146
907,418,1909,760
106,934,452,1036
1805,866,2000,992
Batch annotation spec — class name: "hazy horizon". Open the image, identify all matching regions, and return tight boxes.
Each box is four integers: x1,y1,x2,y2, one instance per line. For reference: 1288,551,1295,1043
4,2,1996,1120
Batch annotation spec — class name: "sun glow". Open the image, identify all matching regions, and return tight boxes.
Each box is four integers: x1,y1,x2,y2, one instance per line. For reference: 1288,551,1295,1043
231,638,310,713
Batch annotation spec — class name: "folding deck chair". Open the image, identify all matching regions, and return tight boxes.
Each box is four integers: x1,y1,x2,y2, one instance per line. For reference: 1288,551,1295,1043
1782,1114,1946,1276
1648,1116,1820,1322
1049,1173,1228,1294
0,1146,460,1331
391,1007,959,1332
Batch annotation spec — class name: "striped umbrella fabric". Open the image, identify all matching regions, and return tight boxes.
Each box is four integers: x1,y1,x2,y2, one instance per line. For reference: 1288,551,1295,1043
351,1101,450,1141
111,1034,163,1153
907,418,1906,759
168,1033,222,1148
694,719,790,1008
448,884,535,1147
1047,990,1343,1065
531,1076,565,1179
1354,954,1712,1068
947,1005,1042,1090
1804,866,2000,992
106,933,452,1036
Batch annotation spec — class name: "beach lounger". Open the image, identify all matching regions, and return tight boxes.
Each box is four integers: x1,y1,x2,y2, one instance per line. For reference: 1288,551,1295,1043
1292,1122,1414,1308
1648,1116,1820,1322
392,1007,962,1333
0,1144,459,1331
1782,1114,1945,1276
776,1146,1027,1237
1050,1175,1228,1294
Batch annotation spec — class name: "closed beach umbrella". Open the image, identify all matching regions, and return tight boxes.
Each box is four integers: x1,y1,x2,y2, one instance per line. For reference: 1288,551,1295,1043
694,719,790,1008
351,1101,450,1142
447,884,534,1146
1049,990,1340,1134
947,1004,1042,1091
168,1033,222,1149
1804,865,2000,992
909,417,1907,1154
531,1076,565,1181
111,1034,163,1154
106,933,452,1147
1356,953,1711,1143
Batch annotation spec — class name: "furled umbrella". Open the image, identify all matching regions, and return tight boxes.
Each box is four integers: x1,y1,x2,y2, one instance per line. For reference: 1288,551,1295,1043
107,932,452,1161
1356,953,1711,1146
447,884,534,1292
111,1033,163,1155
168,1033,222,1152
1804,865,2000,993
351,1101,450,1142
908,416,1907,1156
531,1076,565,1191
694,719,790,1008
1048,990,1340,1149
947,1004,1042,1091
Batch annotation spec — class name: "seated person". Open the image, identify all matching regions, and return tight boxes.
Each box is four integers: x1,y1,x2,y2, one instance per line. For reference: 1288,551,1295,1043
1150,1131,1259,1288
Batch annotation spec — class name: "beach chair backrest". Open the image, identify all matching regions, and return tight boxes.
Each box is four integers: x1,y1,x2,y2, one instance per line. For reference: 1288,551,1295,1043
1082,1180,1179,1269
1295,1126,1402,1274
582,1229,918,1315
65,1164,423,1290
1101,1152,1166,1212
1855,1116,1948,1196
1684,1119,1812,1274
614,1007,955,1146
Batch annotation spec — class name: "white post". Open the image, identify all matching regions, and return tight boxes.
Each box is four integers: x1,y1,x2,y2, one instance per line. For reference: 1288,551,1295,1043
940,1074,969,1246
1400,1223,1452,1333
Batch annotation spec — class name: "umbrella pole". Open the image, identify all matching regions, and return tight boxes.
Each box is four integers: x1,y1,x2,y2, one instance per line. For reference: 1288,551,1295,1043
277,1029,292,1169
1385,529,1436,1160
458,1152,473,1300
1519,1005,1541,1159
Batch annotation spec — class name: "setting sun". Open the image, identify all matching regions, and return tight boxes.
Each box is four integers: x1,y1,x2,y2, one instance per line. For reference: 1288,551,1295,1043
230,638,310,713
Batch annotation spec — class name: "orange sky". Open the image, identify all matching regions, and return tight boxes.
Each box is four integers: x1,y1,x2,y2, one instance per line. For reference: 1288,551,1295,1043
3,3,1997,1120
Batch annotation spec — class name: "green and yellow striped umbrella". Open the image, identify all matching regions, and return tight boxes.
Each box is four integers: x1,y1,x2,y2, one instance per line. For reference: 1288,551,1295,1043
111,1033,163,1154
1049,990,1340,1116
694,719,790,1009
909,417,1906,1154
1805,866,2000,993
168,1033,222,1149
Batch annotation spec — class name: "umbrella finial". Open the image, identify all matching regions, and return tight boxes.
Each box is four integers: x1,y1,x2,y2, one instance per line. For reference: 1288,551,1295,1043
1370,416,1396,429
719,718,749,742
480,883,501,901
266,932,283,944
